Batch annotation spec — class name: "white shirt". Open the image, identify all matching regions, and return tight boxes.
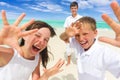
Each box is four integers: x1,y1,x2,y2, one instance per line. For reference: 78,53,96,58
0,49,39,80
64,14,82,56
64,14,82,28
71,38,120,80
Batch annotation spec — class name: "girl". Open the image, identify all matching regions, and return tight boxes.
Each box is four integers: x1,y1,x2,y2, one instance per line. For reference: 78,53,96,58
0,10,64,80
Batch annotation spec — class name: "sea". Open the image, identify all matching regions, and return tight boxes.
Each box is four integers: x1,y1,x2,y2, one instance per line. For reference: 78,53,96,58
0,19,111,30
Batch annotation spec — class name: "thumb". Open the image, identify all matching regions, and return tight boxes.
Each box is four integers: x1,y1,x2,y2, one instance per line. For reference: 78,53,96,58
15,46,23,56
11,42,23,56
43,68,47,72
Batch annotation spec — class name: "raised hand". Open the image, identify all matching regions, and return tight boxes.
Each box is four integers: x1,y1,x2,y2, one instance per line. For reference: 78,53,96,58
0,10,37,54
65,21,80,37
41,59,64,79
98,1,120,47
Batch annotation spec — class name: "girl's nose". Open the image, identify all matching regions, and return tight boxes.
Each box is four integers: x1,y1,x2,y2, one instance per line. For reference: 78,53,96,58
37,38,45,45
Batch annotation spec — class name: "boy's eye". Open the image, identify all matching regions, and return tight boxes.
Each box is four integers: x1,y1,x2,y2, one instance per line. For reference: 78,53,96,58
83,33,88,36
35,34,40,37
75,34,80,37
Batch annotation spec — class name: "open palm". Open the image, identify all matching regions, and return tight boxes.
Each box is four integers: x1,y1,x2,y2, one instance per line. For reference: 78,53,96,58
98,1,120,47
43,59,64,78
0,10,37,54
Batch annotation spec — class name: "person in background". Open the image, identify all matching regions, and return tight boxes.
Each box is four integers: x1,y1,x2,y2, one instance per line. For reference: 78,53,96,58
60,1,120,80
0,10,64,80
63,1,82,66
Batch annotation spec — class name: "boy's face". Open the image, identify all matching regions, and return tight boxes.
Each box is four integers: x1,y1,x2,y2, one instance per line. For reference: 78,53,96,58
75,23,97,50
70,6,78,15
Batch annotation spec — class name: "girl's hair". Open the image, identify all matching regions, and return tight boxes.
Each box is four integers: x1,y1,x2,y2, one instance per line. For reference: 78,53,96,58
20,20,56,68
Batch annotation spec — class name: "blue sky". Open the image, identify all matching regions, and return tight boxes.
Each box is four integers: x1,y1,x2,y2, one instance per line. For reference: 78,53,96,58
0,0,120,21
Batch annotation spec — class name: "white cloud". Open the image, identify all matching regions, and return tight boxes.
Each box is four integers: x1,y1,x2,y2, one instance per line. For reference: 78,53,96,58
88,0,114,6
78,1,93,9
76,0,117,9
0,2,7,6
76,0,117,15
87,0,116,14
38,2,62,11
16,0,32,1
61,0,77,5
95,6,114,15
26,1,63,12
0,2,23,10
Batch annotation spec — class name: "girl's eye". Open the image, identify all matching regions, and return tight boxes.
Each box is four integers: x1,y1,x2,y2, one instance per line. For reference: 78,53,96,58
35,34,49,42
44,38,49,42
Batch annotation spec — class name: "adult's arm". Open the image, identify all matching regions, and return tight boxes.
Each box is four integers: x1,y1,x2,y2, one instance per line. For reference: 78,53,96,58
99,1,120,47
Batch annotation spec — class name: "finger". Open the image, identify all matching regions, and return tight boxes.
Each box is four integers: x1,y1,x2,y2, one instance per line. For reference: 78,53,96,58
110,1,120,21
70,22,77,30
16,46,23,56
57,59,65,68
72,21,81,30
73,21,81,34
70,22,74,28
20,19,34,31
43,68,47,72
98,37,120,47
75,21,81,29
57,60,65,68
55,59,62,67
70,22,77,31
19,29,38,38
71,22,77,27
102,14,120,33
1,10,9,25
14,13,26,26
57,69,64,73
54,59,63,67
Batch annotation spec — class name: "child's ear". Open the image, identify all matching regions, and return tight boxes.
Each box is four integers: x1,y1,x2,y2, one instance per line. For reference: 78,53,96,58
94,29,98,36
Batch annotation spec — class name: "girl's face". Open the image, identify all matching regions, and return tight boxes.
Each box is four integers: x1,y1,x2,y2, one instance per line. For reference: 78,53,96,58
24,27,51,56
75,24,97,50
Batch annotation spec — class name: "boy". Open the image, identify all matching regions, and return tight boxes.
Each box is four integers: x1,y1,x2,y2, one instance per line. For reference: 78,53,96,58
60,16,120,80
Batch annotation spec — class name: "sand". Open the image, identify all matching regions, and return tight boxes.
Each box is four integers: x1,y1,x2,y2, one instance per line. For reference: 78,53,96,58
30,28,120,80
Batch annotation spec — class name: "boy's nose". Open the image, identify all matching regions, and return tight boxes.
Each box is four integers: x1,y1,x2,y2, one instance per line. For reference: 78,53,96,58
79,35,84,41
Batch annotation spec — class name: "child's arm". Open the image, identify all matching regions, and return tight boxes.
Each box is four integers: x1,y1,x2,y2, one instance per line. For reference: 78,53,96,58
60,22,79,43
0,10,38,67
32,59,64,80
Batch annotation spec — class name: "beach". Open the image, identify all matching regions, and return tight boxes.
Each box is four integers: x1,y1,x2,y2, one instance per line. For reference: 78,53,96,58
29,28,120,80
